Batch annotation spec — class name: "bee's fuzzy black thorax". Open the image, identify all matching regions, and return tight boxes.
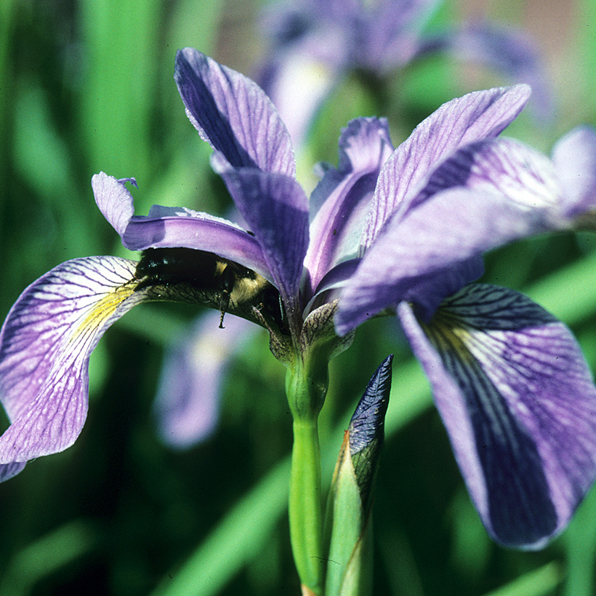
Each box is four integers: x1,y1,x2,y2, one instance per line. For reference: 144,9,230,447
135,247,287,332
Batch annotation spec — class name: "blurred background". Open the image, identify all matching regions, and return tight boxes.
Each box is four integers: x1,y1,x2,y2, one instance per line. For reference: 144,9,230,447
1,0,596,594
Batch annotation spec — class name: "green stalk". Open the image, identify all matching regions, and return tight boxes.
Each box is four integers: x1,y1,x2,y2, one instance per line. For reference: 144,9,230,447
289,418,324,595
285,356,328,596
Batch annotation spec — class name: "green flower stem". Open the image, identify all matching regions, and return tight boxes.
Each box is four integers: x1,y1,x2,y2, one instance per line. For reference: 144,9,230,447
289,418,324,595
286,356,329,596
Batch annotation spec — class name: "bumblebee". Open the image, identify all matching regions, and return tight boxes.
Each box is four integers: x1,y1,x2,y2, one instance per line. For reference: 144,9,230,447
135,247,286,331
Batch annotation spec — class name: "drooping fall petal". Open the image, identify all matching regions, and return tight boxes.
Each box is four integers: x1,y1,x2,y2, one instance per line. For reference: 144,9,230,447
398,287,596,548
0,257,144,474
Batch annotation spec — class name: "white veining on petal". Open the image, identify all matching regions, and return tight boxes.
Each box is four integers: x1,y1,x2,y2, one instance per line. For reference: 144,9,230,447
145,205,246,231
0,257,144,463
468,139,560,210
420,284,596,546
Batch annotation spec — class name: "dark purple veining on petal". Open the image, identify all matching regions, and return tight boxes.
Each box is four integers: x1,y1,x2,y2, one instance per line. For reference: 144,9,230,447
0,257,144,468
175,48,296,177
398,285,596,548
440,335,558,546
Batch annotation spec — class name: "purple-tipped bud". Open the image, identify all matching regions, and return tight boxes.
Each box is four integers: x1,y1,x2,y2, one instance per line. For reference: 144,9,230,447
348,354,393,509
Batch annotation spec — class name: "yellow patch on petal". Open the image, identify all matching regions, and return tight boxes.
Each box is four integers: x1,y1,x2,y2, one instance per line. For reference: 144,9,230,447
422,310,477,364
72,282,138,341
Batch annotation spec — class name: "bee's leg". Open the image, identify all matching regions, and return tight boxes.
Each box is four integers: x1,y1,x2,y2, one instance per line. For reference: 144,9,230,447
217,290,230,328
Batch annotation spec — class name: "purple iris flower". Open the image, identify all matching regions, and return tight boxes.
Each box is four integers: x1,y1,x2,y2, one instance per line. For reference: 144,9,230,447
336,124,596,548
259,0,550,146
0,48,595,551
153,311,258,449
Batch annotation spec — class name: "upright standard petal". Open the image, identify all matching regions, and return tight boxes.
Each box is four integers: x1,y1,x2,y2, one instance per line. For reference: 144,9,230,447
552,126,596,220
304,118,394,297
175,48,296,177
398,287,596,548
92,172,137,236
220,168,309,335
361,85,531,248
337,135,582,334
0,257,145,470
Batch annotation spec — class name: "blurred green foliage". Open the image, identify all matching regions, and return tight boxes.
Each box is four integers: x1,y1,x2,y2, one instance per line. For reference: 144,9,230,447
1,0,596,595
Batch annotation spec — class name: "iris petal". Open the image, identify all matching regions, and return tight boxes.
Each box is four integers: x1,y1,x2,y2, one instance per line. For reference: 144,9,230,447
92,173,272,282
154,312,258,449
92,172,137,236
552,126,596,219
220,168,309,333
361,85,530,247
305,117,394,296
0,461,27,481
0,257,144,470
336,136,584,335
398,286,596,548
175,48,296,177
